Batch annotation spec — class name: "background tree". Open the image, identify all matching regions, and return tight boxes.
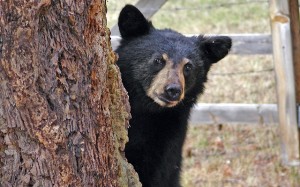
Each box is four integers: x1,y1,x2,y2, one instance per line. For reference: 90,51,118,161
0,0,140,186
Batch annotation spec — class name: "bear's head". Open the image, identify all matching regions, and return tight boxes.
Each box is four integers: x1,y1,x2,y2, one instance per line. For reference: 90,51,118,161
116,5,231,111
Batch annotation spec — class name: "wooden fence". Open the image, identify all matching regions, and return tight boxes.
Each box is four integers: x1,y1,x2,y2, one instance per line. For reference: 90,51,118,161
110,0,300,165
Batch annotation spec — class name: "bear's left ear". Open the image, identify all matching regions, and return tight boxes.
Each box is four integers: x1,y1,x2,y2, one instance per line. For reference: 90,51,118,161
198,36,232,63
118,5,151,39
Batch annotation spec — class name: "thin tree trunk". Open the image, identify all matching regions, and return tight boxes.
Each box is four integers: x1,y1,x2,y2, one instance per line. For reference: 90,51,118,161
0,0,140,186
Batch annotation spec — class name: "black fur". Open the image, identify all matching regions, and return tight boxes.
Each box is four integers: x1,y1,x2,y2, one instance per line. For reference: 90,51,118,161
116,5,231,187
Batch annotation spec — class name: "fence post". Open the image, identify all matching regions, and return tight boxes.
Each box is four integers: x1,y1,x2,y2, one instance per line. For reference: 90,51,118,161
269,0,300,165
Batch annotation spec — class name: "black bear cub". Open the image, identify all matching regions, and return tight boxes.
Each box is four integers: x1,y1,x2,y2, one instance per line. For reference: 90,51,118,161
116,5,231,187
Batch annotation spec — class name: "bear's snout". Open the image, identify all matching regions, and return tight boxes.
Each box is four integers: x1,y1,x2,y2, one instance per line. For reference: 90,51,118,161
165,84,182,101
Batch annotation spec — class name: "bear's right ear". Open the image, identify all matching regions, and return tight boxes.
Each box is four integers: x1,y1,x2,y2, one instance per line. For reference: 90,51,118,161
118,5,151,38
198,36,232,63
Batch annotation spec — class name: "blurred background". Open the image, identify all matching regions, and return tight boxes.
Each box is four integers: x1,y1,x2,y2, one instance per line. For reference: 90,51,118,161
107,0,300,186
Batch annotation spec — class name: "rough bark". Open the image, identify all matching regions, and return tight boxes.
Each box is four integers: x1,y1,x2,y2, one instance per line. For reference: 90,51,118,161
0,0,140,186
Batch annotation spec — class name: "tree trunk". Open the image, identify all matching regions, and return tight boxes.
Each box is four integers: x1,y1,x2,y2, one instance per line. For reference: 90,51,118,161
0,1,140,186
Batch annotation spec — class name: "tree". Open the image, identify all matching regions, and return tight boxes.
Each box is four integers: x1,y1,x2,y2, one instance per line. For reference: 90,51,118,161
0,0,140,186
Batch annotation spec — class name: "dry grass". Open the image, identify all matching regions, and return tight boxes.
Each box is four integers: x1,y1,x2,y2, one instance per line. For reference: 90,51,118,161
182,125,300,187
107,0,300,186
200,55,276,104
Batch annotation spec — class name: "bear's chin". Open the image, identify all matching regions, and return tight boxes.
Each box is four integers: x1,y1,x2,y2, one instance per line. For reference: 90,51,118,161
152,96,180,108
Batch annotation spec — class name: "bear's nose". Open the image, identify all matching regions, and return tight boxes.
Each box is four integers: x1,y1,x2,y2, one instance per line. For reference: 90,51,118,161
165,84,181,101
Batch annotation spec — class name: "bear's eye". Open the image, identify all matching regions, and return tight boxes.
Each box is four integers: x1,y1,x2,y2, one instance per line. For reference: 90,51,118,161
153,58,165,67
184,63,193,76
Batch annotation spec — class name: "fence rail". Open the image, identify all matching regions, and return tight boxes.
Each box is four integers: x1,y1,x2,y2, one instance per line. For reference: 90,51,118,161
111,34,272,55
189,103,278,125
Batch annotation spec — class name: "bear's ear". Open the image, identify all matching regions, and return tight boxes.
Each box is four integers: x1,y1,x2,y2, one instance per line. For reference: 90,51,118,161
198,36,232,63
118,5,151,38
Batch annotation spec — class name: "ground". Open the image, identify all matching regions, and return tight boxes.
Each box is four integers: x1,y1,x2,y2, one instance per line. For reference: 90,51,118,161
107,0,300,186
182,125,300,187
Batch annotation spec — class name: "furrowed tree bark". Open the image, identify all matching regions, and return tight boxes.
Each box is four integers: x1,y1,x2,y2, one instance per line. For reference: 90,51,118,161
0,0,141,186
